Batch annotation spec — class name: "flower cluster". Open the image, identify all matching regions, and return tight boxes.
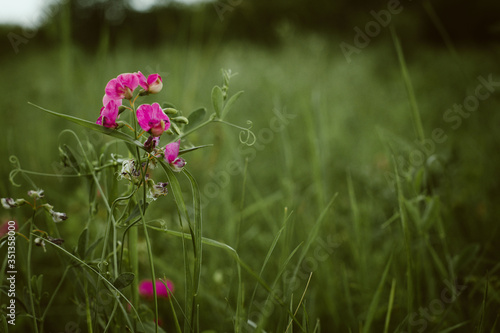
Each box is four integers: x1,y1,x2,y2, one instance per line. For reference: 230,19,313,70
97,72,163,130
1,189,67,224
96,71,187,195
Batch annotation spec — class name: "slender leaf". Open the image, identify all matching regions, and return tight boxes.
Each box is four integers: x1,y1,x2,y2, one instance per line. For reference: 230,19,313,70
28,102,144,148
77,228,88,259
211,86,223,118
221,90,244,119
363,256,393,333
178,144,213,156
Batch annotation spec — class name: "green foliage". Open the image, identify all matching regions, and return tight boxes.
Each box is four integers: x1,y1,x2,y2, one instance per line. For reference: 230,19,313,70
0,33,499,333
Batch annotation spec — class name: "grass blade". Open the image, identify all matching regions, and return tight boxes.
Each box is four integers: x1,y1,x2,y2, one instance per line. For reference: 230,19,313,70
389,26,425,143
362,255,393,333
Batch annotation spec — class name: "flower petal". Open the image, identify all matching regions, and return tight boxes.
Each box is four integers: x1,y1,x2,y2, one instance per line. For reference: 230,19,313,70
164,140,180,163
136,104,153,131
117,73,139,91
137,71,148,90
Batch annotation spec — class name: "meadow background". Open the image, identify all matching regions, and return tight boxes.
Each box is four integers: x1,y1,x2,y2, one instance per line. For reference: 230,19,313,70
1,0,500,332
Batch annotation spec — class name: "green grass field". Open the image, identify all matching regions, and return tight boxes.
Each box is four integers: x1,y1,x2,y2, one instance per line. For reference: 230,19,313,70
1,30,500,332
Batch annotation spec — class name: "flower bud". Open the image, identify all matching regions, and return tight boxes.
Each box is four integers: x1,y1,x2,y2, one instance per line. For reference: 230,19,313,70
143,136,159,152
163,108,178,115
147,74,163,94
35,237,46,251
1,198,26,209
172,116,189,125
27,189,45,199
47,236,65,245
171,157,186,172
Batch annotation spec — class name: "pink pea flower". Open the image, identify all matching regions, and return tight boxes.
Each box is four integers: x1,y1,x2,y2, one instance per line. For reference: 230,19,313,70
0,220,18,237
105,73,139,100
138,279,174,299
137,72,163,94
96,100,120,128
136,103,170,137
103,94,122,108
164,140,186,172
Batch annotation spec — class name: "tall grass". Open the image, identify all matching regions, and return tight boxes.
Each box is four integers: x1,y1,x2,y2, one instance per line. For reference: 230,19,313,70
1,29,499,332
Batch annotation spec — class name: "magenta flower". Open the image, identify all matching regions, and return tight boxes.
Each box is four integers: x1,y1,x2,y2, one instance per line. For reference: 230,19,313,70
104,73,139,100
96,100,120,128
138,279,174,298
0,220,18,237
164,140,186,172
138,72,163,94
136,103,170,137
102,94,122,108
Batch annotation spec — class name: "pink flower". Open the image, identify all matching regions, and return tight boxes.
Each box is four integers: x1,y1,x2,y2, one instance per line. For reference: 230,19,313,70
138,279,174,298
164,140,186,172
104,73,139,100
138,72,163,94
136,103,170,137
103,94,122,108
0,220,18,237
96,100,120,128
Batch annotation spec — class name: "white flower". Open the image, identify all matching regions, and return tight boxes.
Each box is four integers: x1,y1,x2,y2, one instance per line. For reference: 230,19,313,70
147,182,169,201
1,198,26,209
50,210,68,223
27,189,45,199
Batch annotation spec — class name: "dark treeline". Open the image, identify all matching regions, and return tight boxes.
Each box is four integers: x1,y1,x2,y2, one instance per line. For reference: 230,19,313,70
2,0,499,55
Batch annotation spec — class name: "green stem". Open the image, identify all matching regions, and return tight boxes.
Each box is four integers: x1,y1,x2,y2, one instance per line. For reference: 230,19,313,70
177,118,214,140
135,180,158,332
133,144,158,332
84,278,94,333
27,210,39,333
129,211,139,310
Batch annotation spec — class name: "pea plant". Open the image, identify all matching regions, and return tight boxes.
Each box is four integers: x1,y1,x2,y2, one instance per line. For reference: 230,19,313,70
1,69,258,333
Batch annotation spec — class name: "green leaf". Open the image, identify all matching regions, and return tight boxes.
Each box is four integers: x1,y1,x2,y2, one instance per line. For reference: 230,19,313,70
77,228,88,259
211,86,223,118
184,107,207,132
178,144,213,156
221,90,244,119
85,236,103,259
113,272,135,290
28,102,144,149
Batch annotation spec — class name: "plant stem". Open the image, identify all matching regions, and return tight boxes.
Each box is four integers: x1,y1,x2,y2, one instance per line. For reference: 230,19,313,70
27,210,39,333
136,186,158,333
129,208,139,309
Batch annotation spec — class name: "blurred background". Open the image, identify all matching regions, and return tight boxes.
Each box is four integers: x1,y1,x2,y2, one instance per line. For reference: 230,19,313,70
1,0,500,331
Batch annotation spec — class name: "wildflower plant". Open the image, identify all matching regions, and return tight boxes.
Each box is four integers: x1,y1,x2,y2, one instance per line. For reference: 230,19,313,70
2,69,261,332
